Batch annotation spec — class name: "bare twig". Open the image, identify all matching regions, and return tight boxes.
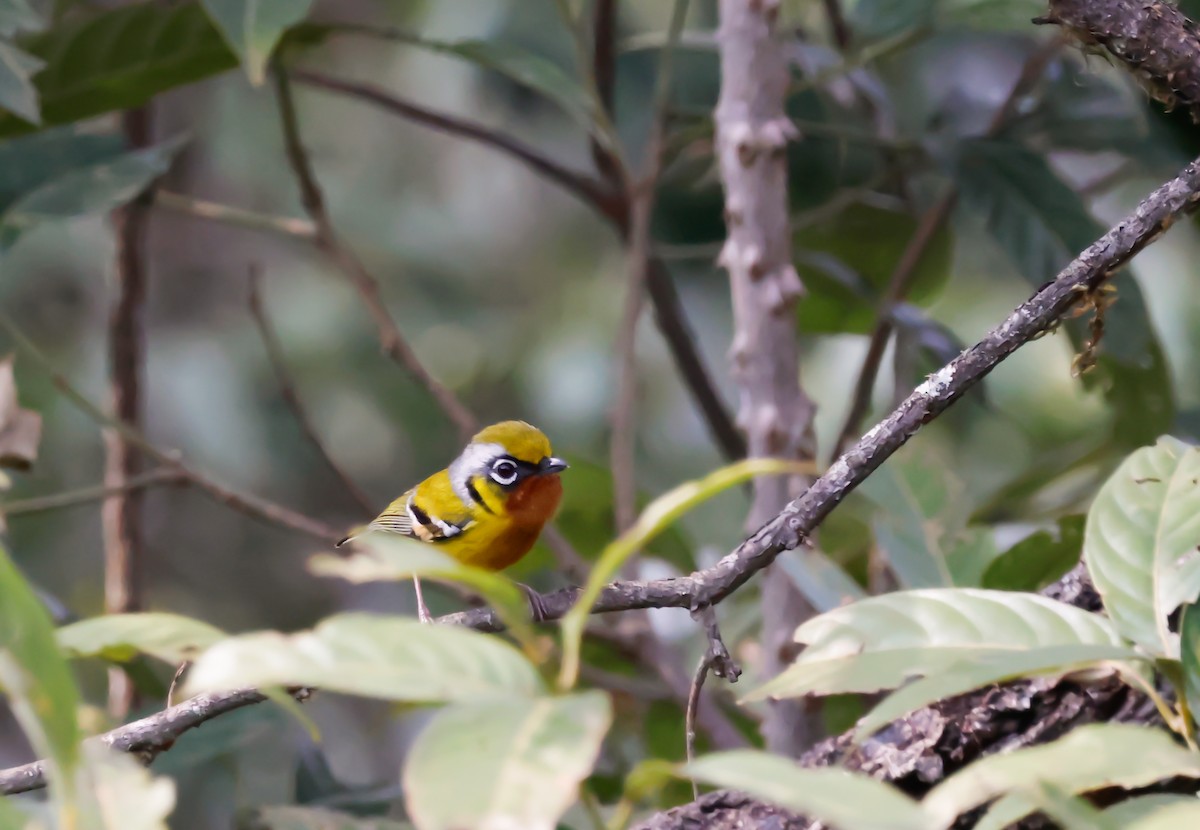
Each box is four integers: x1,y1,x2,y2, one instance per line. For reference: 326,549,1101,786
611,0,690,533
248,267,375,517
822,0,853,50
273,69,477,442
684,604,743,796
105,106,153,720
0,469,182,517
590,0,622,184
0,314,343,544
154,191,317,239
684,651,717,800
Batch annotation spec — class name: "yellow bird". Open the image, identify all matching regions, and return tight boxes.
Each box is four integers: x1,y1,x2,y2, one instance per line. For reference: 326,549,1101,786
338,420,568,621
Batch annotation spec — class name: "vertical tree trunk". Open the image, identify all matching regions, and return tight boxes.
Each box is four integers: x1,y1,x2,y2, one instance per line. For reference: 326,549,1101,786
104,106,151,719
714,0,820,755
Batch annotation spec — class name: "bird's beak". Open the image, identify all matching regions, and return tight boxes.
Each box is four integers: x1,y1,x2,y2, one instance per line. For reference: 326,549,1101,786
539,456,569,475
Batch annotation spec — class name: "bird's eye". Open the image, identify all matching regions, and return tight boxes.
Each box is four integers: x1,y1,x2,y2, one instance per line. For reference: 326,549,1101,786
490,460,519,485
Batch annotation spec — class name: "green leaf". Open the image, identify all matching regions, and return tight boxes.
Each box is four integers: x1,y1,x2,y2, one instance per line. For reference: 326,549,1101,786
200,0,313,86
403,691,611,830
1083,436,1200,654
744,588,1123,701
795,203,953,335
850,0,935,41
0,40,42,123
309,535,536,653
75,743,176,830
0,134,186,251
982,515,1084,591
860,455,969,588
558,457,816,689
1122,802,1200,829
1103,795,1200,826
952,139,1173,445
0,543,80,783
923,724,1200,829
775,547,866,613
0,2,237,138
57,612,225,664
0,791,31,829
0,0,40,38
1181,603,1200,726
182,612,543,701
856,644,1138,740
0,126,124,213
976,782,1116,830
244,806,411,830
685,750,927,830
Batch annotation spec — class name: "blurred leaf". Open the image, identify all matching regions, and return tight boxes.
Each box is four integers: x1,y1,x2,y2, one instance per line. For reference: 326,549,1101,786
0,0,39,37
153,702,288,774
1181,603,1200,728
861,454,967,588
57,612,225,664
0,792,30,828
0,543,80,782
982,515,1084,591
855,643,1136,740
743,588,1123,701
1083,436,1200,655
1120,803,1200,829
923,724,1200,828
795,203,953,335
952,138,1173,445
0,354,39,470
76,743,176,830
403,691,611,830
182,612,543,700
775,546,866,613
977,782,1115,830
0,126,123,212
685,750,926,830
309,536,535,653
242,806,410,830
1103,795,1200,826
943,526,999,587
0,134,186,251
849,0,935,42
0,40,42,123
558,457,817,689
200,0,312,86
0,1,237,137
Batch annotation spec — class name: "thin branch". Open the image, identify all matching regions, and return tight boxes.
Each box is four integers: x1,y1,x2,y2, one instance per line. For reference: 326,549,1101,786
821,0,853,50
685,604,743,796
611,0,690,533
153,191,317,239
0,314,343,544
590,0,622,184
0,469,182,517
248,267,375,517
273,69,477,443
289,69,744,462
684,651,716,800
105,106,153,719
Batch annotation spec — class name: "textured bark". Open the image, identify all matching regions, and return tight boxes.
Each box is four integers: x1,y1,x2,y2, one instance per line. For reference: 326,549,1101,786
714,0,820,757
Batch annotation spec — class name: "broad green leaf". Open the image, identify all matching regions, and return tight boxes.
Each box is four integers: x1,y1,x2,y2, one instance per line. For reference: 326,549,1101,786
976,782,1115,830
0,126,124,214
245,806,411,830
744,588,1123,701
953,139,1173,445
403,691,611,830
200,0,313,86
0,135,187,251
685,750,927,830
0,793,30,830
558,457,816,689
1122,803,1200,830
1104,795,1200,825
1083,437,1200,654
1181,603,1200,726
923,724,1200,829
182,612,543,701
57,612,225,665
795,203,953,335
944,526,999,588
0,40,42,123
861,455,967,588
75,743,175,830
309,535,535,652
776,547,866,613
855,644,1137,740
0,543,80,785
0,2,237,138
982,515,1084,592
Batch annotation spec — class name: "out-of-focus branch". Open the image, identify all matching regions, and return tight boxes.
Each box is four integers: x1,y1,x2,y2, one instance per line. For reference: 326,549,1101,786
821,0,852,50
153,191,317,239
273,69,477,443
0,314,343,544
248,268,375,517
714,0,820,756
104,106,152,720
0,469,182,517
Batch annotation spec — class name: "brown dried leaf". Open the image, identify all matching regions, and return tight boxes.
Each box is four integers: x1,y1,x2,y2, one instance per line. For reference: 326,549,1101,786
0,355,41,470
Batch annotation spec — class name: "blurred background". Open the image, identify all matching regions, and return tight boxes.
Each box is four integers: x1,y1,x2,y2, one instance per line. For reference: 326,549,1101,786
3,0,1200,826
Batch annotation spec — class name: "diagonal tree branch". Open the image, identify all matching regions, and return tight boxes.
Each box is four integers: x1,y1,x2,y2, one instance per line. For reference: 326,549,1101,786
6,149,1194,797
273,69,477,442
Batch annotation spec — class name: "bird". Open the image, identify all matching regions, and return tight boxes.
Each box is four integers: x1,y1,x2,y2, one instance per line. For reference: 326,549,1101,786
337,420,568,622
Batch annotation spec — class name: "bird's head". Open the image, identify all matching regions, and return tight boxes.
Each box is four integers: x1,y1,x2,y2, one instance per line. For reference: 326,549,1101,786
448,420,568,520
